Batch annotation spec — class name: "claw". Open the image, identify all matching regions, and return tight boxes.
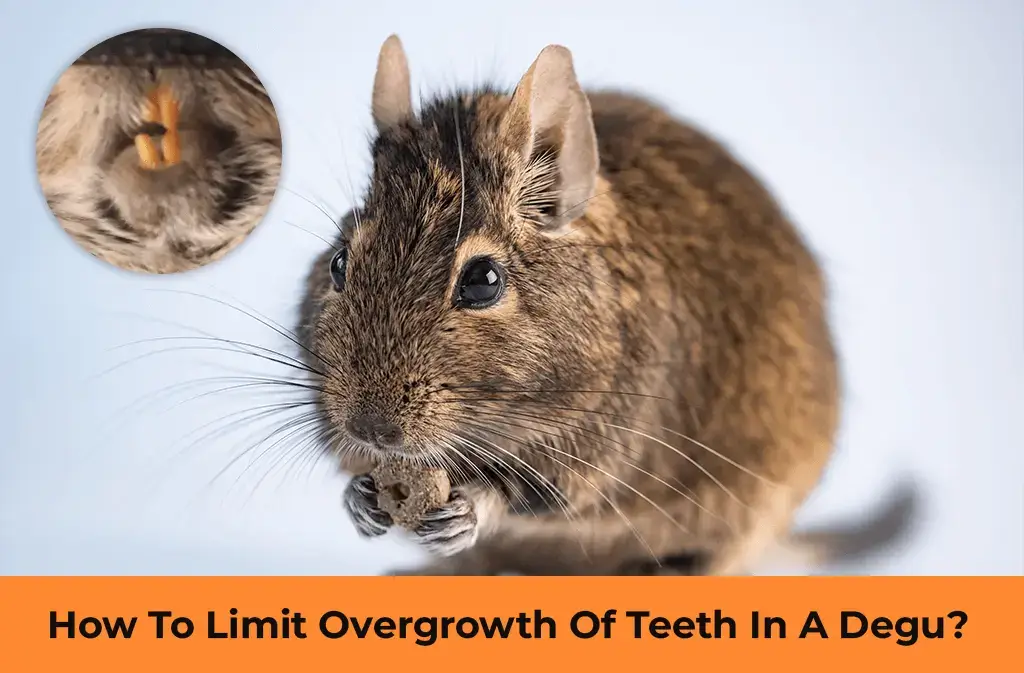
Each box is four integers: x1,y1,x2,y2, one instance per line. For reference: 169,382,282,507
135,84,181,169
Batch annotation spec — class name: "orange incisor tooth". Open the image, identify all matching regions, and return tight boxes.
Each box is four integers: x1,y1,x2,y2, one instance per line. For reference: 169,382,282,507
136,90,162,170
162,129,181,167
134,85,182,169
156,85,179,130
159,86,181,166
135,134,161,170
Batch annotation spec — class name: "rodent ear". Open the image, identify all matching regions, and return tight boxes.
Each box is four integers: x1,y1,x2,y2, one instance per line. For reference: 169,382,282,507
502,45,598,231
372,34,413,132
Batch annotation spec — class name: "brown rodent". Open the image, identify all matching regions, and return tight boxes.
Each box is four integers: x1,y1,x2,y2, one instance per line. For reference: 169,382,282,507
297,35,918,575
36,30,281,274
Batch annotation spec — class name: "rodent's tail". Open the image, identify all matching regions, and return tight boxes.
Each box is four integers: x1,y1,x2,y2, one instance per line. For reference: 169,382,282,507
765,479,923,571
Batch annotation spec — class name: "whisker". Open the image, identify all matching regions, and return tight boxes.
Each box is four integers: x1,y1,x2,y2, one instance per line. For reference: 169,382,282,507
167,359,318,387
280,419,341,487
467,404,643,462
163,401,319,470
141,402,321,497
324,117,365,232
445,436,536,518
425,443,472,497
208,410,325,492
92,343,322,389
139,288,332,370
450,395,775,492
162,378,319,411
445,441,511,506
108,336,321,375
284,219,341,251
541,188,618,241
452,103,467,251
463,405,727,529
439,442,473,488
452,430,589,557
446,387,669,402
243,420,329,499
477,399,749,507
286,116,354,224
460,413,692,536
281,185,342,231
94,375,316,441
98,311,327,378
459,419,662,565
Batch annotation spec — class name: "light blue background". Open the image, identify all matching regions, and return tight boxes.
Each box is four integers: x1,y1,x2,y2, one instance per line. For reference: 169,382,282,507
0,0,1020,575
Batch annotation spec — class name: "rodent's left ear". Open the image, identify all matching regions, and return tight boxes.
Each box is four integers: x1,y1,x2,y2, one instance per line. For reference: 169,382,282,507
501,45,598,232
372,34,413,132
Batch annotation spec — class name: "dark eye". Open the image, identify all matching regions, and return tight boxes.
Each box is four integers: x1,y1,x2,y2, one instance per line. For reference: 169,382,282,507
329,246,348,291
455,257,505,309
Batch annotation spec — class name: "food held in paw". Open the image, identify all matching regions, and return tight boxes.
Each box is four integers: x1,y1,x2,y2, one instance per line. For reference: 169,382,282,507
371,463,450,529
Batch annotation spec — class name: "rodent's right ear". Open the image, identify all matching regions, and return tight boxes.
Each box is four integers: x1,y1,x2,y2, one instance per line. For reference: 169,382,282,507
371,34,413,132
501,44,598,232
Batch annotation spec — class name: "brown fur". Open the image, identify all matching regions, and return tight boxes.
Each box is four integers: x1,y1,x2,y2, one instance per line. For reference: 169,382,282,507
297,38,905,575
36,61,281,274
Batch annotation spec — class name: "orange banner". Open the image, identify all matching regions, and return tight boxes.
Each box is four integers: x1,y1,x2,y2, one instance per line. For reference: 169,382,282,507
1,577,1019,670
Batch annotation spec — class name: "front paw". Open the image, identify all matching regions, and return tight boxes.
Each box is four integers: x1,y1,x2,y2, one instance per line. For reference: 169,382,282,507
342,474,392,538
413,488,480,557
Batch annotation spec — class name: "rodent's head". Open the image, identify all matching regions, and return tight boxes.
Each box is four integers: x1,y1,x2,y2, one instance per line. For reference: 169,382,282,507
301,36,616,464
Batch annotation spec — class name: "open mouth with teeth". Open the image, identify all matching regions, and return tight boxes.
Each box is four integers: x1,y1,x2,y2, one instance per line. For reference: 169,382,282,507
133,84,181,171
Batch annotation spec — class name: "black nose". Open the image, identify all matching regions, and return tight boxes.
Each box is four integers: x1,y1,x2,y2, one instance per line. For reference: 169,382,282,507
346,413,404,448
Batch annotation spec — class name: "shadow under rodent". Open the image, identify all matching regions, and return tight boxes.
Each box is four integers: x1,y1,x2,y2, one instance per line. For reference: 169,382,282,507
296,35,919,575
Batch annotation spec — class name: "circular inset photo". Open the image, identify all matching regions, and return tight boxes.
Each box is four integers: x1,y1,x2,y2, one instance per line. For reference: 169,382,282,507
35,28,283,274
